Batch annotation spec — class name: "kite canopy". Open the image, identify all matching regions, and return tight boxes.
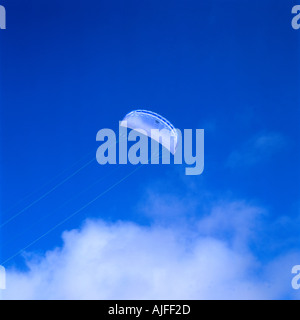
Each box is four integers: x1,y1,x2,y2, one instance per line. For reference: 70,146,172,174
120,110,178,155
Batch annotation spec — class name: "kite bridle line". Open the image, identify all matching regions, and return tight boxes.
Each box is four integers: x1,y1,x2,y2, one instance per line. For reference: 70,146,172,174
0,152,161,266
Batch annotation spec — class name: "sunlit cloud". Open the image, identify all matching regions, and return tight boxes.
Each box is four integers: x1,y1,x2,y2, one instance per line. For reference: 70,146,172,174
3,199,299,300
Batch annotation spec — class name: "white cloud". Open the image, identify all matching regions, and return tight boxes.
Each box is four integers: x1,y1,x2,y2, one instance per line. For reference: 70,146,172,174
3,200,299,300
197,201,266,251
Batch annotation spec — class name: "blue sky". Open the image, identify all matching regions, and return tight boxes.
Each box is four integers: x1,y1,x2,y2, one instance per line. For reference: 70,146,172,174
0,0,300,299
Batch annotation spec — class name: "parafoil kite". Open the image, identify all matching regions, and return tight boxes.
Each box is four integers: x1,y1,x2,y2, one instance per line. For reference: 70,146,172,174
120,110,178,155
